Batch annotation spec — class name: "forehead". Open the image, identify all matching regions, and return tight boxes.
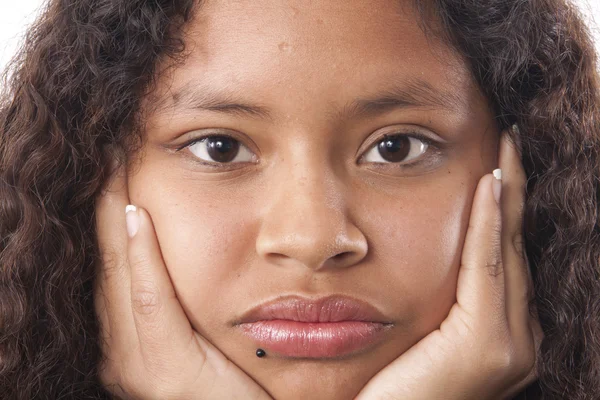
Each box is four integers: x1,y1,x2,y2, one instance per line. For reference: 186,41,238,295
148,0,479,121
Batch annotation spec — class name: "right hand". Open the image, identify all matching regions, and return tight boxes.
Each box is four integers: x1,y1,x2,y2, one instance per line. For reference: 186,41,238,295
94,159,273,400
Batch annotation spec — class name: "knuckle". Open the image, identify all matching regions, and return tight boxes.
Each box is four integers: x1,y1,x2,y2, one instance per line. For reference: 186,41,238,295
511,230,524,249
485,259,504,277
99,246,118,264
485,222,504,278
101,254,127,281
97,222,123,252
131,281,162,315
511,232,526,261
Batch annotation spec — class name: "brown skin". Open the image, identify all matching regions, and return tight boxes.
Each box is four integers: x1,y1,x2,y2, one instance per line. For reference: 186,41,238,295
126,0,499,398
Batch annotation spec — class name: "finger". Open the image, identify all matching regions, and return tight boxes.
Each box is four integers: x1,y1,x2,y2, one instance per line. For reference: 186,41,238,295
494,129,544,396
498,129,533,337
456,166,505,320
126,205,205,369
94,157,138,350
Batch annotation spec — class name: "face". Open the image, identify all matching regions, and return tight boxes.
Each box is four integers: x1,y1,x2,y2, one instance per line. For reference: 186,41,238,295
128,0,500,398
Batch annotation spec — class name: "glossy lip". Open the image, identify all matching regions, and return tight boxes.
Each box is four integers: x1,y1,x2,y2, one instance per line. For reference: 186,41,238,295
234,295,393,358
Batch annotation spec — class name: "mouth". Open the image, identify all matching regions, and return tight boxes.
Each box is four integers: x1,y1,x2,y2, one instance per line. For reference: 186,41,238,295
234,295,394,358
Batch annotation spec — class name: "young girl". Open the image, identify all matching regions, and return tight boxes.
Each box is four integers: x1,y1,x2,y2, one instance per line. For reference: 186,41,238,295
1,0,598,399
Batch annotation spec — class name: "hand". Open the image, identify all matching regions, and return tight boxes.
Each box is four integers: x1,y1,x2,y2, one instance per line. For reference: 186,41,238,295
355,131,544,400
94,157,273,400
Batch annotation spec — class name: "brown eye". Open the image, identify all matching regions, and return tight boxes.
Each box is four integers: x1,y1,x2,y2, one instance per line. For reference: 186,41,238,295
362,134,429,164
187,135,255,164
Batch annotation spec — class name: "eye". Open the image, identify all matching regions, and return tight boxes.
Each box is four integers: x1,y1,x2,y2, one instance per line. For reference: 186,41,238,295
182,135,256,165
178,131,439,169
360,133,435,165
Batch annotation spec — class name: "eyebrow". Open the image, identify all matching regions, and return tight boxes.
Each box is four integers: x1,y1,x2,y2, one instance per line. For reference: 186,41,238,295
163,78,466,121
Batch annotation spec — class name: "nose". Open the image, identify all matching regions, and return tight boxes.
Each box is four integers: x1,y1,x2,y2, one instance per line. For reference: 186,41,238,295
255,163,368,271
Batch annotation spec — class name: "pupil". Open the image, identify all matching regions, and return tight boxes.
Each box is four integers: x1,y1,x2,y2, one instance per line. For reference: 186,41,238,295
377,136,410,162
207,136,240,163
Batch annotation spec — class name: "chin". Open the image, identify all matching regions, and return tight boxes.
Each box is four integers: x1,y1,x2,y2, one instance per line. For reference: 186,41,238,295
255,360,377,400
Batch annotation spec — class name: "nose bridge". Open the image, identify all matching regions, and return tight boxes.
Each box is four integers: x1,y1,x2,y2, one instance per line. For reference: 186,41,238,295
255,144,367,271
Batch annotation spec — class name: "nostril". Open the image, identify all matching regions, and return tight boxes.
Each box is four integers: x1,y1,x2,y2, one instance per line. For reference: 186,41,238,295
333,252,351,260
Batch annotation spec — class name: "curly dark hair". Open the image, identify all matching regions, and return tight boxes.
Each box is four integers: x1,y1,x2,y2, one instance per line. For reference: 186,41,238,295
0,0,598,399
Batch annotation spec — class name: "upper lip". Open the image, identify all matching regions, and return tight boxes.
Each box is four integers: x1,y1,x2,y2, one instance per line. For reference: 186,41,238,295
235,294,391,324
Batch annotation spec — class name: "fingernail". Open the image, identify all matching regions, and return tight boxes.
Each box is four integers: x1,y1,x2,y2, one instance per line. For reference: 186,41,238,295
492,169,502,204
125,205,140,238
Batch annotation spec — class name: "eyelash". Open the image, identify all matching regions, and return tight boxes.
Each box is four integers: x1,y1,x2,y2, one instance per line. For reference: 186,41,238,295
176,131,441,169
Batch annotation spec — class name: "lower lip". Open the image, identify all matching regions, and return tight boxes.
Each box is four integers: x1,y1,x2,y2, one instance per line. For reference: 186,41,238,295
239,320,389,358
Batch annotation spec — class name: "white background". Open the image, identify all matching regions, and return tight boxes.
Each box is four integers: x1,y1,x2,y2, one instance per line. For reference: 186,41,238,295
1,0,600,76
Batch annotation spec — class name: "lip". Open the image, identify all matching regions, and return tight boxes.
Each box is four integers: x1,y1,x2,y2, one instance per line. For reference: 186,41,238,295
235,295,393,358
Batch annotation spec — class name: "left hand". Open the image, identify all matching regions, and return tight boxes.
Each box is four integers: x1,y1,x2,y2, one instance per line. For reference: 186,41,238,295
355,130,544,400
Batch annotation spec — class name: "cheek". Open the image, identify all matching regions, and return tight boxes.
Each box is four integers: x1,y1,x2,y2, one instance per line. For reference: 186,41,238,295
354,179,472,333
141,189,254,334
